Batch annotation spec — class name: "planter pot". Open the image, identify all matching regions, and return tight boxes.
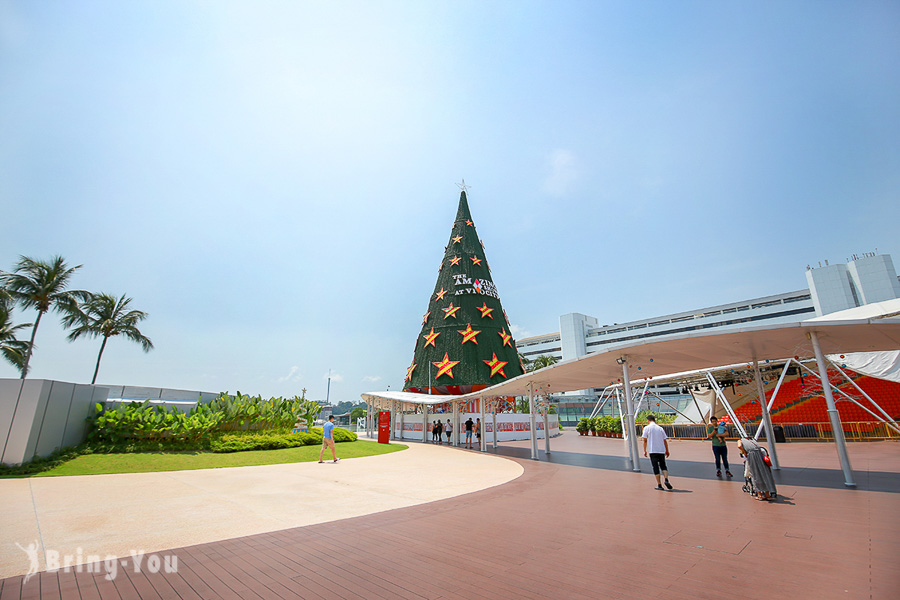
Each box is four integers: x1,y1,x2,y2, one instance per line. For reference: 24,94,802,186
591,430,596,436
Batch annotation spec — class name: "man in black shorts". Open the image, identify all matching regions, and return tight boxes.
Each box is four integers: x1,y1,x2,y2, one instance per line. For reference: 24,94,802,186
641,414,673,490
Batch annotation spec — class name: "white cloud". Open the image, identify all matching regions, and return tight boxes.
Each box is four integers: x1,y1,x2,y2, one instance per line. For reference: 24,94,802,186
509,324,531,339
541,149,578,196
362,375,382,383
325,372,344,383
277,366,302,382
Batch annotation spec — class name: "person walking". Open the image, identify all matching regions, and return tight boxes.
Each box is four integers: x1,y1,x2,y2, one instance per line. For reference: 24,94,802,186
431,421,438,443
318,415,340,463
641,414,672,490
464,417,474,448
475,418,482,449
445,419,453,445
435,419,443,445
707,417,733,477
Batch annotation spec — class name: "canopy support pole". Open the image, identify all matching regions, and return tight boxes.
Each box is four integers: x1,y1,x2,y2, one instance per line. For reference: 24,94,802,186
753,359,780,470
705,371,748,438
590,387,613,419
423,402,429,444
492,402,498,449
528,383,538,460
622,358,640,472
452,401,459,447
479,396,486,452
796,359,900,437
544,409,551,455
689,388,706,424
809,330,856,488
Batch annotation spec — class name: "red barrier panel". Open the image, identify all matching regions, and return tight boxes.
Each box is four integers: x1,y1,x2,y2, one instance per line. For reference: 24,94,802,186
378,411,391,444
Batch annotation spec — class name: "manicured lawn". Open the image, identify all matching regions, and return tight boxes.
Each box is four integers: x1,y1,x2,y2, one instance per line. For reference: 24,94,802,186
29,440,407,477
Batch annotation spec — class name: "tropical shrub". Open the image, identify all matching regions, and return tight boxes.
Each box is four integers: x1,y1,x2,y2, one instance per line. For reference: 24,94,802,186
89,390,326,442
209,430,319,453
309,426,357,442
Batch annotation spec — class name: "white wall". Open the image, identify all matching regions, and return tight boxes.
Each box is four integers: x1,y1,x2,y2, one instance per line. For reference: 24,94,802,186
0,379,108,466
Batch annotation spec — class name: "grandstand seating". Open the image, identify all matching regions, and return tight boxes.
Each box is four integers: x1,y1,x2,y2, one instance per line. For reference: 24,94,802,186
729,369,900,425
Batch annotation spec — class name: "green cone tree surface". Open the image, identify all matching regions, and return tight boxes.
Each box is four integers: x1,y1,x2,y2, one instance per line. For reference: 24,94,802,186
63,292,154,384
403,189,524,395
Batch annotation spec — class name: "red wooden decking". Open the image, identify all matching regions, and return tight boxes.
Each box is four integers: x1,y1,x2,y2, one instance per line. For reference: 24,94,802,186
2,435,898,599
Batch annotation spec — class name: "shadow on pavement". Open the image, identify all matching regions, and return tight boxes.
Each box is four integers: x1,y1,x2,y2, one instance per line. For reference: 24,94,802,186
480,444,900,494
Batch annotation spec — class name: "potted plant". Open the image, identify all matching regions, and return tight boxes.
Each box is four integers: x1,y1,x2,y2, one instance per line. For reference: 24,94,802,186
610,416,623,438
589,417,597,436
576,417,589,436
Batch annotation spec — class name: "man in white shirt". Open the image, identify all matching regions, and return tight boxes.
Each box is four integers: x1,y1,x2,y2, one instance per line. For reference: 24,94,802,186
641,414,673,490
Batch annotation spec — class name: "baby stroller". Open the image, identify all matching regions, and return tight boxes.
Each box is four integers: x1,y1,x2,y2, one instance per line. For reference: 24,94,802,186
741,443,777,500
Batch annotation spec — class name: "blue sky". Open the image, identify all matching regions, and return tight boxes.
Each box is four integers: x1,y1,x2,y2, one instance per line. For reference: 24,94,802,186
2,1,898,403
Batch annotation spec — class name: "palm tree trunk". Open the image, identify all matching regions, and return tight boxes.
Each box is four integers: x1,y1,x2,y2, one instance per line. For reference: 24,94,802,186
91,336,109,385
20,310,43,379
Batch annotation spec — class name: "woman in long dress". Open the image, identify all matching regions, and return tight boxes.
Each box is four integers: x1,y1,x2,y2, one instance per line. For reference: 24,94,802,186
738,437,777,501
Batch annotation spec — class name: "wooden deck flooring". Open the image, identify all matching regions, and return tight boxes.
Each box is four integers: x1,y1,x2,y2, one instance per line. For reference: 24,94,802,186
2,435,898,599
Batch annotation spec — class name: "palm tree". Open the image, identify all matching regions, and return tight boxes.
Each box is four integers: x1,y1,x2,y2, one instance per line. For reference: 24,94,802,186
63,292,153,384
0,255,88,378
0,299,30,375
527,354,560,372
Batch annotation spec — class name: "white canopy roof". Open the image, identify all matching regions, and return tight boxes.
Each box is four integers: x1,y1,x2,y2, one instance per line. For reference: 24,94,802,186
362,318,900,405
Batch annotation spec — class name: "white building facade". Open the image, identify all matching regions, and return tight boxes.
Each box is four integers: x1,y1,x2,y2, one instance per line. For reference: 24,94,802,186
518,253,900,426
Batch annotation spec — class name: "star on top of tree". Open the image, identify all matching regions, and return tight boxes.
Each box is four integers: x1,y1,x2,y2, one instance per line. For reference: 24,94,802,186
456,179,471,192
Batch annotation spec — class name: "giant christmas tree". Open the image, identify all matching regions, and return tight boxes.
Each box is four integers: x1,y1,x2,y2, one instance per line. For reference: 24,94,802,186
403,184,525,395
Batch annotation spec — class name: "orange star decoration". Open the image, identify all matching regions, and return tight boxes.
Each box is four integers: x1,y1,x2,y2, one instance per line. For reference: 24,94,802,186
476,303,494,319
423,327,440,348
470,256,482,266
406,362,417,381
499,328,513,347
449,255,461,266
433,353,460,379
435,288,447,301
484,353,508,378
452,235,462,244
442,303,461,319
465,220,473,226
457,323,481,344
422,311,430,325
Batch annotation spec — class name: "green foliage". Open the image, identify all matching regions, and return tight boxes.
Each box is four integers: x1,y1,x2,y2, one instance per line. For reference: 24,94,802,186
350,406,366,421
527,354,560,372
575,417,590,433
209,430,319,453
62,292,153,384
309,426,358,442
88,390,326,443
636,410,676,425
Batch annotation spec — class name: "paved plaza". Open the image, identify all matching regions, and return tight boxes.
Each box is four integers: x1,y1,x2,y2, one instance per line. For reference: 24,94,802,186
1,433,898,599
